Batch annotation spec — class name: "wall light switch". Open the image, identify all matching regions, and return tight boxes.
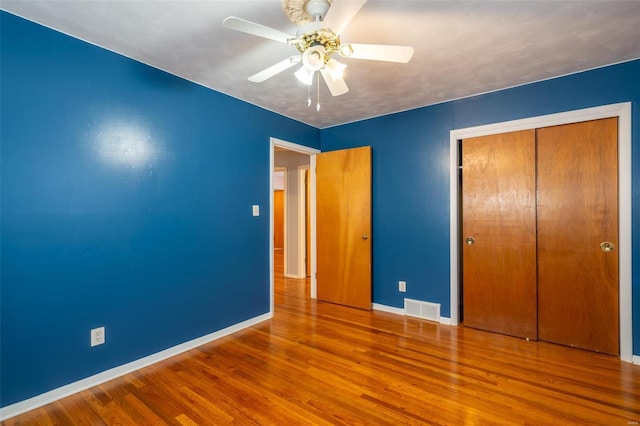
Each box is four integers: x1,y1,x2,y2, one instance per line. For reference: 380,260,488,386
399,281,407,293
252,205,260,216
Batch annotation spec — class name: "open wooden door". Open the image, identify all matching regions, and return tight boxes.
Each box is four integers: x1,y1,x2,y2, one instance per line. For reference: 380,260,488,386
462,130,538,339
316,146,372,310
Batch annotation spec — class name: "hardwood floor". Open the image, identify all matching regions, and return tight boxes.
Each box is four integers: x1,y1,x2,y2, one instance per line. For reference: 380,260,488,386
4,251,639,425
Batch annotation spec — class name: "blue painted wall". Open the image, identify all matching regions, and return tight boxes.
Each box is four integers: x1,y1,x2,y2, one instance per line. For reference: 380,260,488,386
321,59,640,354
0,12,319,407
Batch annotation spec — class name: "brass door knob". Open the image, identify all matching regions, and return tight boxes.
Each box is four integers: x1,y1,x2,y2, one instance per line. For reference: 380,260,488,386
465,236,475,245
600,241,615,252
362,235,369,240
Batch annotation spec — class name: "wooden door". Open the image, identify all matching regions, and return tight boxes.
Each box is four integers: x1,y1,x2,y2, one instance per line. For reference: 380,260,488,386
305,169,311,277
316,146,372,310
462,130,538,339
537,118,619,355
274,190,284,249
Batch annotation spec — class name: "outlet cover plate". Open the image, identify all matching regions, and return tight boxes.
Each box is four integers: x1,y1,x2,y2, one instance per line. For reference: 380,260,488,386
399,281,406,292
91,327,105,347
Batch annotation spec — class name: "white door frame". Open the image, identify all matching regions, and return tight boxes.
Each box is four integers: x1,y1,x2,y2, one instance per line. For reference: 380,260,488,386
274,167,287,258
297,165,310,279
449,102,633,362
270,138,320,314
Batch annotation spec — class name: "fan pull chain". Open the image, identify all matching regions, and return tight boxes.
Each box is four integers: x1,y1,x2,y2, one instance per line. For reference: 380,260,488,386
316,71,321,111
304,71,321,112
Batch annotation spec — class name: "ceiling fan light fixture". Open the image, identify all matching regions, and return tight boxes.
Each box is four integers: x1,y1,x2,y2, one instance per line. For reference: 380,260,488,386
325,58,347,81
302,45,326,71
295,66,314,85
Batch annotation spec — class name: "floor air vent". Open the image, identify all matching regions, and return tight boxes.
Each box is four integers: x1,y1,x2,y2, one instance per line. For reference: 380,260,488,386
404,298,440,322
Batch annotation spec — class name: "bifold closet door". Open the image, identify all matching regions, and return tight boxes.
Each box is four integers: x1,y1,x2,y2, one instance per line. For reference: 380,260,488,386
537,118,619,355
462,130,538,340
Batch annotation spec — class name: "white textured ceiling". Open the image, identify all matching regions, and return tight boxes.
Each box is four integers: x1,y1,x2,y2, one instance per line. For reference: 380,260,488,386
2,1,639,129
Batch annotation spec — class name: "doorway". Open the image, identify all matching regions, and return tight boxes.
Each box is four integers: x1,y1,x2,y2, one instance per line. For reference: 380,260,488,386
449,102,633,362
274,168,285,251
270,138,320,314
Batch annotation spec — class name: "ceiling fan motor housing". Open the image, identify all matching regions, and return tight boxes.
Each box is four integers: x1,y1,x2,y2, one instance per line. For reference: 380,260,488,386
283,0,332,25
305,0,330,21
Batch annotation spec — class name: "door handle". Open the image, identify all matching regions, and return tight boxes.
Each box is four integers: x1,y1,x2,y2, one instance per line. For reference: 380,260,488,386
465,236,475,245
600,241,615,252
362,235,369,240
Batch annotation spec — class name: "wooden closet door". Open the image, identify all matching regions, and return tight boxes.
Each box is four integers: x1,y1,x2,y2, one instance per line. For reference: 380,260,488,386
462,130,538,339
537,118,619,355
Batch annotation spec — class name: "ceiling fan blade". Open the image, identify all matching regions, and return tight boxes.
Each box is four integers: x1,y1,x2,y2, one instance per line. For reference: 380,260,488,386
320,68,349,96
249,56,300,82
322,0,368,36
222,16,293,44
346,43,414,63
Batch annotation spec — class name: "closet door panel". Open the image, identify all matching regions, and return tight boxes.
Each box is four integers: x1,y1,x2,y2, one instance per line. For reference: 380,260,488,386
537,118,619,355
462,130,537,339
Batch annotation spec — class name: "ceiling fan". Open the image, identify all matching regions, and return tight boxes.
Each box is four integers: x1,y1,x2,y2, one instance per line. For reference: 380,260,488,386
223,0,414,109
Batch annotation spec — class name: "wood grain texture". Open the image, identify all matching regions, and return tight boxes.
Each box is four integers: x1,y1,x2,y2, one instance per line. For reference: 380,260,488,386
4,249,639,425
537,117,619,355
305,169,311,277
316,146,371,310
462,130,538,339
274,190,284,250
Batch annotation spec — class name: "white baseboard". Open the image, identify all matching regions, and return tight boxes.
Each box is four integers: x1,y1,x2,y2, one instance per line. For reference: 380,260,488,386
372,303,405,315
373,303,452,325
0,312,272,422
633,355,640,365
284,273,306,279
439,317,452,325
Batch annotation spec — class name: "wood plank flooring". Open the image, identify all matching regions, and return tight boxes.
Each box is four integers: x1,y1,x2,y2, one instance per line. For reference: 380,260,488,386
4,251,639,425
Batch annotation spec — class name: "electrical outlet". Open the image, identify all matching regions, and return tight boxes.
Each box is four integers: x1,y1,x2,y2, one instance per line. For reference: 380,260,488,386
91,327,105,347
399,281,407,293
